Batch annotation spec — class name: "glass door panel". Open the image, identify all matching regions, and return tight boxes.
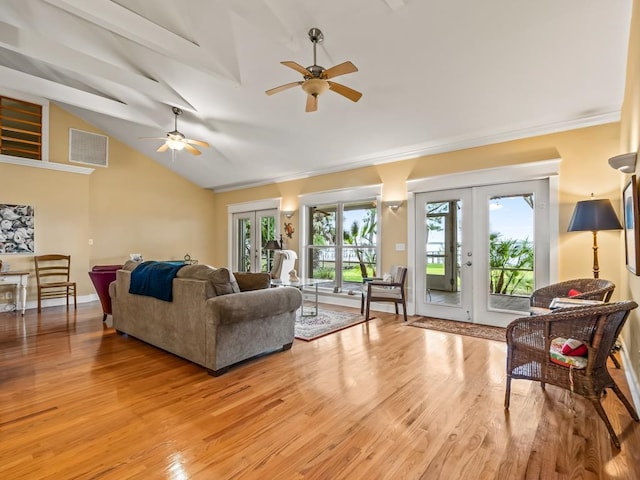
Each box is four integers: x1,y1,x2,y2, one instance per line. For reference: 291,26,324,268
426,200,461,305
475,181,548,326
487,194,535,313
234,214,253,273
416,189,472,322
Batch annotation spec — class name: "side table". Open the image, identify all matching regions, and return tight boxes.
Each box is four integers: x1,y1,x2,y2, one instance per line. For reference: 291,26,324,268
271,278,328,317
0,271,29,315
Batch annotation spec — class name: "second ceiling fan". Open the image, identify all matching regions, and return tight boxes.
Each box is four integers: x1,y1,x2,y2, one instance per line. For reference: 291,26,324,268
141,107,210,157
266,28,362,112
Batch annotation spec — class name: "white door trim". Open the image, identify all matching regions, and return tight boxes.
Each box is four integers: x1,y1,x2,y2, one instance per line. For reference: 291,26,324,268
407,159,560,322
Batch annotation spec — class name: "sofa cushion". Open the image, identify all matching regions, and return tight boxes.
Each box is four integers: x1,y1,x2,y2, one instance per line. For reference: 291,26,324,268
234,272,271,291
209,268,240,295
177,264,217,280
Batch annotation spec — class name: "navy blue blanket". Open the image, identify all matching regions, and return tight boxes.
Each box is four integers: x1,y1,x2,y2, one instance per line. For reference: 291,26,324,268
129,261,185,302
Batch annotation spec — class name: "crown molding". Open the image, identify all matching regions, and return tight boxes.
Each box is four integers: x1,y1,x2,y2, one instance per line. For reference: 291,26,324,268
211,111,620,192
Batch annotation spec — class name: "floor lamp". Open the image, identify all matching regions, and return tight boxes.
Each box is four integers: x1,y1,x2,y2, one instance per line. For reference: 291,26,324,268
567,197,622,278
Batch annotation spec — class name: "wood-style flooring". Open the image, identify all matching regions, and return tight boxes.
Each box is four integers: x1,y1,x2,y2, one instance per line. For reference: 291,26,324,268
1,302,639,479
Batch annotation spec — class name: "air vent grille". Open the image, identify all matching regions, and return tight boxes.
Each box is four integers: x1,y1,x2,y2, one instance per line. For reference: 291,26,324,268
69,128,108,167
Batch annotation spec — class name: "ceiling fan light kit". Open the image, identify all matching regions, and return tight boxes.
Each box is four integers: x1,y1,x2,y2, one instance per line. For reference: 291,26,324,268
140,107,210,156
266,27,362,112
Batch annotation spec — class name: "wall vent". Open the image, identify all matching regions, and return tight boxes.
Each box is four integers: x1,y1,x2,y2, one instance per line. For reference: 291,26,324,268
69,128,108,167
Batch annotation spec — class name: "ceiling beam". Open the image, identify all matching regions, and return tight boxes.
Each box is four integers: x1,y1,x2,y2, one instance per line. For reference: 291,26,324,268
40,0,239,81
0,21,194,111
0,65,161,127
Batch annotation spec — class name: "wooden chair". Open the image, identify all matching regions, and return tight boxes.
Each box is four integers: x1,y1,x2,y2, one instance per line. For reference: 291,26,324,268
361,266,408,321
505,301,639,448
34,254,77,313
530,278,620,366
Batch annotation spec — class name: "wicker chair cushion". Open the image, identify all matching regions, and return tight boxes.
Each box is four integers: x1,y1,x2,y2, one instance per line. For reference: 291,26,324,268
561,338,588,356
550,337,588,369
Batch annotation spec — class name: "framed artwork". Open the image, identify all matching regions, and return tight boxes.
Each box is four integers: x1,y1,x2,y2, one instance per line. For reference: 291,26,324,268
623,175,640,275
0,204,35,254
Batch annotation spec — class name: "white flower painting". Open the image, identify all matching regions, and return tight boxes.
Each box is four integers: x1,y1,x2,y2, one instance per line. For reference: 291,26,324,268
0,204,35,254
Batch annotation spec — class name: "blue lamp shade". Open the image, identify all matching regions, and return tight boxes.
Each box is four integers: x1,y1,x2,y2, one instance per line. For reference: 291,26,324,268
567,199,622,232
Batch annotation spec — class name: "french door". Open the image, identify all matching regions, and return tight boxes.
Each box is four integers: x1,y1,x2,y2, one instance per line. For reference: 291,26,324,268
231,209,277,273
414,180,550,327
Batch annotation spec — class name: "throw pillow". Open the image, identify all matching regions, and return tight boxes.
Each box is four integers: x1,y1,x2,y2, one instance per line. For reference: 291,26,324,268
568,288,582,297
561,338,588,356
549,337,588,369
209,268,241,295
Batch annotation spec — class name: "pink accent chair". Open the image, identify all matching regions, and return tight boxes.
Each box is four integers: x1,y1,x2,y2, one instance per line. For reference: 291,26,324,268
88,265,122,321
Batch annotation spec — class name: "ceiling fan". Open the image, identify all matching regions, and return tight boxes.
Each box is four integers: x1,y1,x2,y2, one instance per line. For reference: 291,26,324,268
265,28,362,112
141,107,210,156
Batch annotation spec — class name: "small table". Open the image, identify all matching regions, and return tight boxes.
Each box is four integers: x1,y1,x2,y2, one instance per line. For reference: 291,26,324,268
0,271,29,315
271,278,328,317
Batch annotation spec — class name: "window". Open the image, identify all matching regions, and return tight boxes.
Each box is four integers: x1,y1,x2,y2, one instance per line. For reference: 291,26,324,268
307,200,378,293
0,96,43,160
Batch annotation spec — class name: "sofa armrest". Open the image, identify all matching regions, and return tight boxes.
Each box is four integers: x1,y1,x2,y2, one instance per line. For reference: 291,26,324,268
109,279,117,300
207,287,302,325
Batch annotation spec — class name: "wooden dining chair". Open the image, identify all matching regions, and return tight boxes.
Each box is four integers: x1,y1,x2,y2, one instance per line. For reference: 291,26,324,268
34,254,77,313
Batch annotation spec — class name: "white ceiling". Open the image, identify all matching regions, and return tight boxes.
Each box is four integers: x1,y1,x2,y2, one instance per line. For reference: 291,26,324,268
0,0,632,191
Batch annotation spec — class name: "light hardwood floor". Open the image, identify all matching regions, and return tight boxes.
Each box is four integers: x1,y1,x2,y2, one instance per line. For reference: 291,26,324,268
1,302,639,479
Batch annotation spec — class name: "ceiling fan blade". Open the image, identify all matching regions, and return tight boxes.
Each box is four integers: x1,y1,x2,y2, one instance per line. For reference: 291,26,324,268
328,81,363,102
265,81,303,96
185,138,210,148
140,137,169,141
156,143,170,153
281,61,309,76
305,94,318,113
324,61,358,79
184,144,201,156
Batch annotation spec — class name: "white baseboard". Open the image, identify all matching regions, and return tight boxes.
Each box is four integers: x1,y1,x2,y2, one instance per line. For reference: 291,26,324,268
22,293,98,312
619,344,640,413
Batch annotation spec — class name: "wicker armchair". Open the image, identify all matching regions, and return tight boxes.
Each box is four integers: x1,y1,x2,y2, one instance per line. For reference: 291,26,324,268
529,278,615,309
530,278,620,367
505,301,638,448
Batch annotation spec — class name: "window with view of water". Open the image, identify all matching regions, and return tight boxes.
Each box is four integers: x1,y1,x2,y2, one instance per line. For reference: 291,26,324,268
307,201,377,293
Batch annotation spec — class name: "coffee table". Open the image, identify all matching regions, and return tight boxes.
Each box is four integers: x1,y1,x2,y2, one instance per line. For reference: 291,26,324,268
271,278,329,316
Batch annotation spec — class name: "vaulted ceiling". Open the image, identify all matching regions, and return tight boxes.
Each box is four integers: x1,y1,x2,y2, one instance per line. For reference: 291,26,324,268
0,0,632,190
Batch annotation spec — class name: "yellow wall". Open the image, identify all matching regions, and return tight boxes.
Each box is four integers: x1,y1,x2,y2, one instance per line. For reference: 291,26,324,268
619,0,640,399
214,123,624,285
0,104,216,301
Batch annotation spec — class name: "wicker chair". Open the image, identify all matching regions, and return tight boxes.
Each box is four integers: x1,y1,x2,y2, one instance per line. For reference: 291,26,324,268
530,278,615,309
530,278,620,367
505,301,639,448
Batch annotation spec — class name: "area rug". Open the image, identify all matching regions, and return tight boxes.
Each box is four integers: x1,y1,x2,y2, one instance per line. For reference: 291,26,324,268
408,317,506,342
295,309,367,341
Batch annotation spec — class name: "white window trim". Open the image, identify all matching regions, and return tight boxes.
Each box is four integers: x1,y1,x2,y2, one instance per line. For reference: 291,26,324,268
0,87,93,175
299,184,382,288
227,197,282,268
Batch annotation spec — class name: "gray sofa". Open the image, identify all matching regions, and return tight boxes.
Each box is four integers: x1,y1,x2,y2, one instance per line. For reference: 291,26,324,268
109,261,302,375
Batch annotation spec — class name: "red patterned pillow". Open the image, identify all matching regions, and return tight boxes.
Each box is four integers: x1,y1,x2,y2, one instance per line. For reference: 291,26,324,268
568,288,582,297
561,338,588,356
